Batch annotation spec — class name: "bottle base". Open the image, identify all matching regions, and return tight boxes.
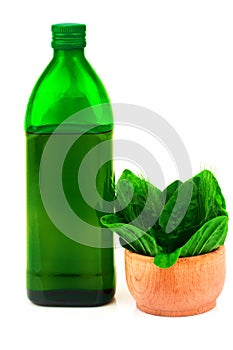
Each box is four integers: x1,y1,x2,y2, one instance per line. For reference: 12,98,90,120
27,288,115,307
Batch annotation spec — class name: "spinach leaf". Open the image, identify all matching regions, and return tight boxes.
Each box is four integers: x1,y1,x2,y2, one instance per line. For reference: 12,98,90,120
162,180,182,203
100,213,125,226
194,170,227,223
180,215,228,257
154,223,201,253
101,215,157,256
119,237,137,253
153,247,181,268
100,169,228,269
159,179,198,234
115,169,164,231
158,170,227,252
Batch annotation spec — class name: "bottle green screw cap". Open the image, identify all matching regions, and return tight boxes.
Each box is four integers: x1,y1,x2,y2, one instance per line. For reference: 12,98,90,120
51,23,86,49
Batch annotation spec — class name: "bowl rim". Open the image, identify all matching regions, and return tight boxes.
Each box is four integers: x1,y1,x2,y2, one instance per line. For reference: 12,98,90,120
124,245,225,266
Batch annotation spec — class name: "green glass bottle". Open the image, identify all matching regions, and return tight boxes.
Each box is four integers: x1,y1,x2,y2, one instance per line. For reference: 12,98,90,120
25,23,115,306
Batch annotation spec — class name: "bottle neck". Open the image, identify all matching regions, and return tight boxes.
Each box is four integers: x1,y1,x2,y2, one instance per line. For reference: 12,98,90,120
53,48,85,60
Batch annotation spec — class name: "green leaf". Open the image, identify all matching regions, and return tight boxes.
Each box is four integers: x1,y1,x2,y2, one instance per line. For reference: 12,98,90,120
118,237,136,253
101,215,157,256
116,225,157,256
100,214,125,226
115,169,163,231
153,248,181,268
162,180,182,203
101,169,229,269
154,223,201,253
194,170,227,223
159,179,196,233
180,215,228,257
159,170,228,233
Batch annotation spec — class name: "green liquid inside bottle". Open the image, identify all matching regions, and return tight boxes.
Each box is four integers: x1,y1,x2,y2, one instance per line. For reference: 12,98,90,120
25,24,115,306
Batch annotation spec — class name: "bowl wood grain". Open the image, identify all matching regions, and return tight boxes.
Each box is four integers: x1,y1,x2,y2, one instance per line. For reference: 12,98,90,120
125,246,226,316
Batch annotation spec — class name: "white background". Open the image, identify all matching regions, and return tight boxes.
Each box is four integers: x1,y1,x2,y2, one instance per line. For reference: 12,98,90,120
1,0,233,349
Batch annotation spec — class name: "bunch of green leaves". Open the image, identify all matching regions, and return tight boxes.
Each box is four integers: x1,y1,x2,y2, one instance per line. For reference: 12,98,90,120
101,169,228,268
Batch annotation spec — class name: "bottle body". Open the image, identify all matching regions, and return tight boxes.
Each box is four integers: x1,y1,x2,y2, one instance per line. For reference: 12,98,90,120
25,27,115,306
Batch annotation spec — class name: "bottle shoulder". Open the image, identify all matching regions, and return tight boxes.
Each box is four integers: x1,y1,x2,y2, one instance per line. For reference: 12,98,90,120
25,55,113,132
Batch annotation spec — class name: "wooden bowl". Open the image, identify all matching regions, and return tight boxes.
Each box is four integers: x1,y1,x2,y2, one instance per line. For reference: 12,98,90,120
125,246,226,316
